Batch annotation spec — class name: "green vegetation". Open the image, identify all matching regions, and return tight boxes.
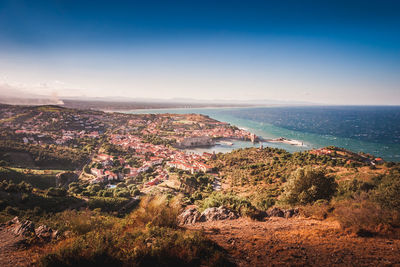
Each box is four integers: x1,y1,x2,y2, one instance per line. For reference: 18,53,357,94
87,197,131,212
373,168,400,211
211,147,353,191
2,103,400,263
38,196,231,267
208,146,400,236
200,191,257,217
0,179,82,224
332,167,400,235
282,167,337,205
143,134,176,146
0,140,89,169
0,167,56,189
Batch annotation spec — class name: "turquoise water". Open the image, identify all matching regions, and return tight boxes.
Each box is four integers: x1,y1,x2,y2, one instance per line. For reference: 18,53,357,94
124,107,400,162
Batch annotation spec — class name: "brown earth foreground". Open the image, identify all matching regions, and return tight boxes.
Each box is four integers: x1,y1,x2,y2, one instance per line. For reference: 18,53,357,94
2,217,400,266
186,217,400,267
0,225,31,267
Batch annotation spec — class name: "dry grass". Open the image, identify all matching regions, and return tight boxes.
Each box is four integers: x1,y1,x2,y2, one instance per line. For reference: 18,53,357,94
35,195,232,267
333,195,400,236
300,200,333,220
128,195,182,228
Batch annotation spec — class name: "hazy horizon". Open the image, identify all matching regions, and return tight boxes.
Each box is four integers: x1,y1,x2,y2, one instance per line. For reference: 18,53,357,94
1,0,399,105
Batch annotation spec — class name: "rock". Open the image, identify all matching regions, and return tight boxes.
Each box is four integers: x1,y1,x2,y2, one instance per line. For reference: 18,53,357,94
268,207,284,217
63,230,73,238
178,207,202,225
7,216,20,226
35,225,59,241
179,206,238,224
250,210,269,221
268,208,299,218
284,208,299,218
199,206,238,222
13,220,35,237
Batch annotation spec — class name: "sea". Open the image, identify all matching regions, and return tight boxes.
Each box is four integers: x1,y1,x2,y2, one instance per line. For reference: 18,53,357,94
124,106,400,162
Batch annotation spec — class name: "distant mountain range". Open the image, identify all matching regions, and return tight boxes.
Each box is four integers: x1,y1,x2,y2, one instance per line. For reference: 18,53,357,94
61,96,317,106
0,89,317,108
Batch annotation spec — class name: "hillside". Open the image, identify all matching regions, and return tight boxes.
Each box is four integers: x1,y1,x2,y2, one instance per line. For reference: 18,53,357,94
0,105,400,266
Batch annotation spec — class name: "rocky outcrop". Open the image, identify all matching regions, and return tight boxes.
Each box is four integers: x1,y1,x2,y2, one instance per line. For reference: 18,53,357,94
35,225,59,241
199,207,238,222
178,207,202,225
268,207,285,218
179,206,238,225
5,217,59,242
283,208,300,218
13,220,35,237
179,206,299,225
267,208,299,218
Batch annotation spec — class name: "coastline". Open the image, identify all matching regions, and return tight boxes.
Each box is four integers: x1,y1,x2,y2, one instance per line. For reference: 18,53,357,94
123,107,400,162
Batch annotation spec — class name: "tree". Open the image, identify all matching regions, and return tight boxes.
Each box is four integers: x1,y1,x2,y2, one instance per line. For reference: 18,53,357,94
374,168,400,211
283,167,337,205
83,165,91,174
46,187,67,197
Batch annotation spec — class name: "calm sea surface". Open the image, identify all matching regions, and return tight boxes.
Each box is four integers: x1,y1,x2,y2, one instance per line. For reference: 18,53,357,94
124,106,400,162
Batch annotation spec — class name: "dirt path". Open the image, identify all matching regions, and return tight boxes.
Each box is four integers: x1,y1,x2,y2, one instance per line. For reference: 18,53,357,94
0,226,32,267
186,217,400,266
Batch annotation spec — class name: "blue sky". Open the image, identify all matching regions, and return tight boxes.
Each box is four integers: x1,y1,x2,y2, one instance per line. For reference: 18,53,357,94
0,0,399,104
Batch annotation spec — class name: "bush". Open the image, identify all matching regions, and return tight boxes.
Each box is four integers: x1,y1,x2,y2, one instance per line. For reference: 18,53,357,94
333,194,400,236
38,194,231,267
129,195,181,228
373,169,400,212
46,187,67,197
38,225,231,267
113,188,130,198
83,165,91,174
132,188,141,196
300,199,332,220
201,192,257,217
282,167,337,205
336,179,374,199
5,206,18,216
88,197,129,212
53,209,113,235
255,197,276,211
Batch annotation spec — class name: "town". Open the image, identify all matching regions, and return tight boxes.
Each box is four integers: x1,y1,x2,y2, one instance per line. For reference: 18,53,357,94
0,104,256,189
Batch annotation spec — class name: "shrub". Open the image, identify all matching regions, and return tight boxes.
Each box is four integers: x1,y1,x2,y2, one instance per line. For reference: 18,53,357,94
116,182,127,188
46,187,67,197
373,169,400,212
88,197,129,212
132,188,141,196
336,179,374,199
255,197,276,211
53,209,113,235
282,167,337,205
113,189,130,198
300,199,332,220
333,194,400,236
129,195,181,228
83,165,91,174
5,206,18,216
38,226,231,267
201,192,257,217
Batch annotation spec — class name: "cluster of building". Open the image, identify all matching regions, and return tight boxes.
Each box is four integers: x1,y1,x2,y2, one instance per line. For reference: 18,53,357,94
88,132,216,185
309,148,334,156
83,113,261,186
1,106,256,188
2,106,108,146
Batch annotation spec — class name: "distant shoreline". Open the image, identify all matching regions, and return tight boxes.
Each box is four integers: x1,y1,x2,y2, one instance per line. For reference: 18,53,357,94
59,99,259,112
